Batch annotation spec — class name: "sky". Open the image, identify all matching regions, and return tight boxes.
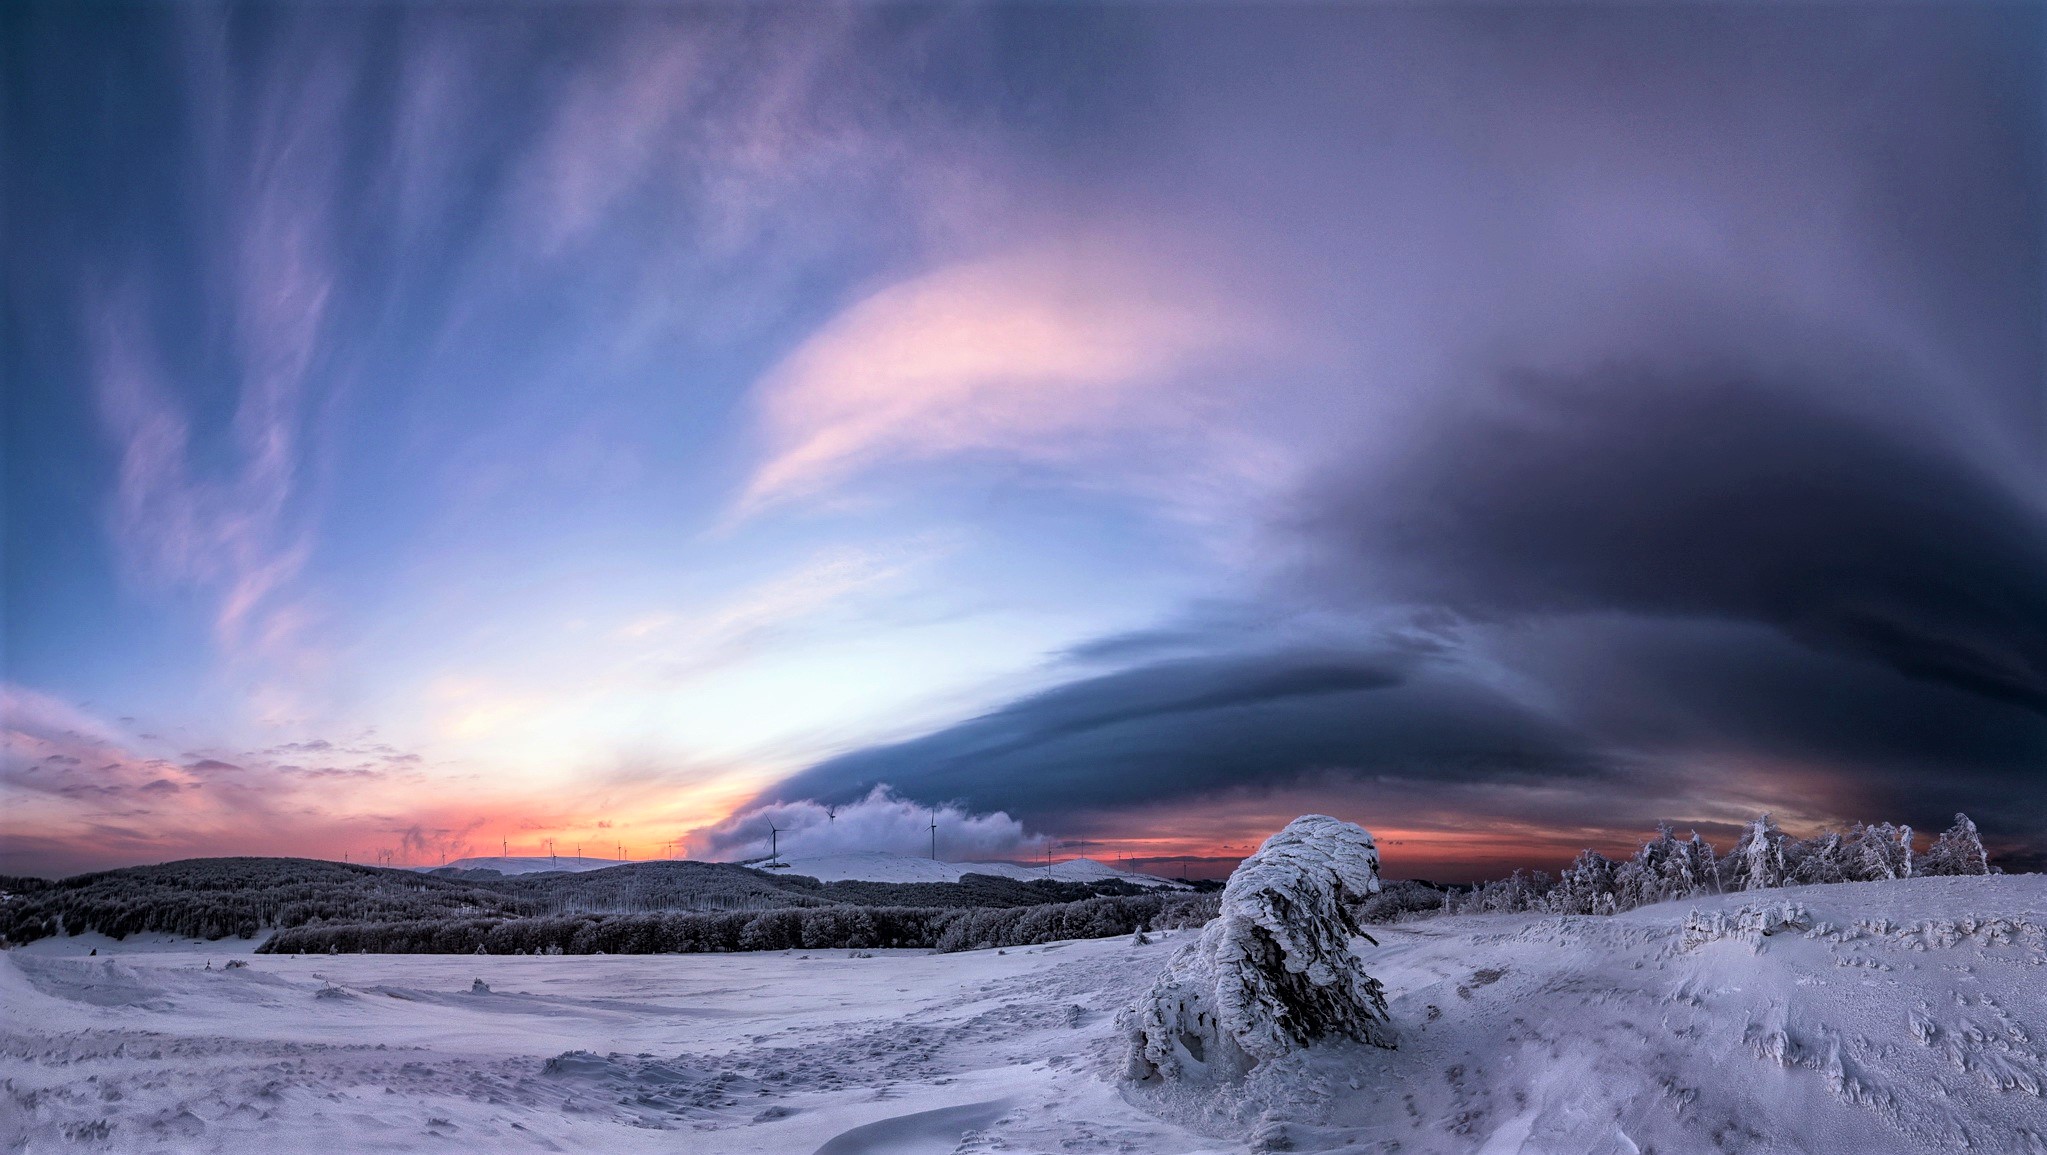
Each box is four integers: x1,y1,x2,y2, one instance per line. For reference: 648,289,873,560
3,3,2042,881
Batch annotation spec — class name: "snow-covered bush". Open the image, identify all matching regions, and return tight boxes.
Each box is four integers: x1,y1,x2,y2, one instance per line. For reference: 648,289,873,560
1616,824,1719,909
1849,822,1913,881
1366,809,2000,930
1546,849,1621,915
1353,878,1451,923
1122,815,1393,1083
1919,814,1991,876
1787,828,1849,885
1724,813,1788,892
1449,869,1555,915
1786,822,1915,885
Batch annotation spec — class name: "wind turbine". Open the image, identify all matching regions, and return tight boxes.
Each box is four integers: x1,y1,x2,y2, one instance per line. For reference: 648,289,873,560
764,820,787,868
929,806,938,861
826,805,837,822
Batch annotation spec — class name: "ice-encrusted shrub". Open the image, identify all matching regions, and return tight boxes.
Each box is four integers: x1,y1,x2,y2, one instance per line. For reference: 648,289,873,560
1449,869,1555,915
1918,814,1991,876
1545,850,1621,915
1353,879,1451,923
1724,813,1789,892
1616,824,1719,909
1787,829,1850,885
1680,901,1812,952
1848,822,1913,881
1122,815,1393,1083
1405,810,1997,926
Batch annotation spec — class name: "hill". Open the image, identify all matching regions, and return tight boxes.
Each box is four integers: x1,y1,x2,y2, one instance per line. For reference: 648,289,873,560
756,851,1186,889
0,856,1204,951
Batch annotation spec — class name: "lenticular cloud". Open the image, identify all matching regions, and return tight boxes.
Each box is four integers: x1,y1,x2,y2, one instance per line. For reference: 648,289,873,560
685,785,1039,862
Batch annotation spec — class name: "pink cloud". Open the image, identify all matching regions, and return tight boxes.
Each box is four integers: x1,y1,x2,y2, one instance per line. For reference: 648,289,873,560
734,239,1277,517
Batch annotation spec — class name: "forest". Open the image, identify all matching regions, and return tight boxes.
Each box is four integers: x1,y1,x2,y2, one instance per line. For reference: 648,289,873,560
0,856,1208,951
1358,812,1997,923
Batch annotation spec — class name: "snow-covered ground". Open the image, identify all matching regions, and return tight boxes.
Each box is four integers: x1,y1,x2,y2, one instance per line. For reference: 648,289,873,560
755,850,1186,889
413,855,630,876
404,850,1185,886
3,876,2041,1153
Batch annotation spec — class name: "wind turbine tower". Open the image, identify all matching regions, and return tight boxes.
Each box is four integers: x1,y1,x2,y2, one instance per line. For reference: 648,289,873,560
929,806,938,861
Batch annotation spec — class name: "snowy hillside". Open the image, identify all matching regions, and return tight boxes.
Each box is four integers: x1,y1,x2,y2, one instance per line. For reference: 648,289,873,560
4,873,2040,1152
417,855,629,876
758,849,1186,889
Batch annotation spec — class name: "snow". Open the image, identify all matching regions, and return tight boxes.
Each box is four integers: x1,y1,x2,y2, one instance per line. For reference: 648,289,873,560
412,855,629,876
757,850,1186,889
1124,815,1392,1083
4,875,2043,1153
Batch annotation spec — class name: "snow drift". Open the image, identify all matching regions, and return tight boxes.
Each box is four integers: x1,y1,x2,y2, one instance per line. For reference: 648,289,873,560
1122,814,1393,1083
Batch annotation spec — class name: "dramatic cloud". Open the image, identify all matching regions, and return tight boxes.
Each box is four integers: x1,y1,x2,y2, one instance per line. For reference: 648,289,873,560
1483,616,2047,842
769,647,1602,825
735,240,1275,517
685,786,1038,863
1303,358,2047,712
7,4,2040,878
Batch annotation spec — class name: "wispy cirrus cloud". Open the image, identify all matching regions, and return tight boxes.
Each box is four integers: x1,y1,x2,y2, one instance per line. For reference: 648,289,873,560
92,298,315,652
609,540,946,677
733,239,1282,518
89,21,353,660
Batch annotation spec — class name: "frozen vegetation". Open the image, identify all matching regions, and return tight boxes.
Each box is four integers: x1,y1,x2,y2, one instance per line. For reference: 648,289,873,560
1124,815,1394,1084
0,857,1211,956
1431,812,1998,921
3,815,2039,1153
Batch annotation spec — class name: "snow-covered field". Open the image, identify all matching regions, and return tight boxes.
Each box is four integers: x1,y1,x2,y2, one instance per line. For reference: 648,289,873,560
417,855,630,876
3,876,2041,1153
409,850,1185,887
756,850,1185,889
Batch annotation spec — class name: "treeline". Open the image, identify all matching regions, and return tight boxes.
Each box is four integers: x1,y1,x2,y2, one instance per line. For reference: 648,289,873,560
258,891,1223,956
1435,812,1995,920
0,857,541,945
0,856,1192,948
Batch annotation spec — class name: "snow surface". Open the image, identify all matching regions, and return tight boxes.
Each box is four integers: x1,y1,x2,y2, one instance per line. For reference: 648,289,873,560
412,855,630,876
757,850,1186,889
4,875,2043,1153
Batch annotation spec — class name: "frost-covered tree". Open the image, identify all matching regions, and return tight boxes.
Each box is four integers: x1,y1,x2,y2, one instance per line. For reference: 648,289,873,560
1453,869,1555,914
1919,813,1990,876
1545,850,1619,915
1787,829,1848,885
1122,815,1393,1083
1682,830,1720,895
1616,823,1715,909
1725,813,1788,892
1848,822,1913,881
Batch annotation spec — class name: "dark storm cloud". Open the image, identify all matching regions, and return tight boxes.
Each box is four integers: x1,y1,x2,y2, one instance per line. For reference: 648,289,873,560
755,6,2044,869
1489,615,2047,835
771,648,1602,822
1303,362,2047,713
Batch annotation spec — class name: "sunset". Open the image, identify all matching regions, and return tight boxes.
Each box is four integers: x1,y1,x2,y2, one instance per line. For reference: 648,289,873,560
3,5,2042,1151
